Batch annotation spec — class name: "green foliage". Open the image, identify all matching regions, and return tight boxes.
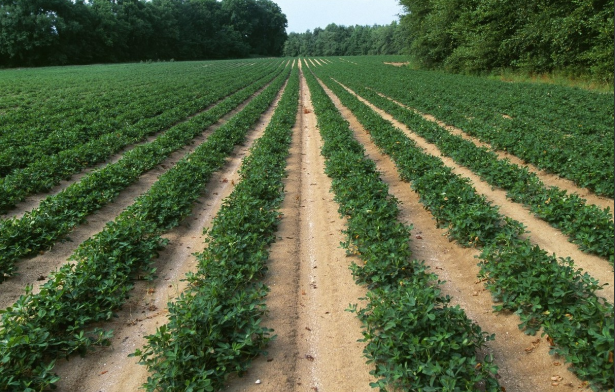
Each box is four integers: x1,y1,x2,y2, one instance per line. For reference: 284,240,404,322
320,58,615,198
309,60,614,390
0,61,286,281
318,63,614,263
303,62,500,391
283,22,408,57
0,63,291,390
0,0,288,67
134,65,299,391
0,60,279,214
399,0,615,83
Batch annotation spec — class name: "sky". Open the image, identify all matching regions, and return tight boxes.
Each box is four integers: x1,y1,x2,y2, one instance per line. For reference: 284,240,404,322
272,0,405,34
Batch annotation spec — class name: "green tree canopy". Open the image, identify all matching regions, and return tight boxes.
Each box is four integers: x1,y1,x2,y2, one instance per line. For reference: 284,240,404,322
0,0,288,67
399,0,614,82
282,22,407,57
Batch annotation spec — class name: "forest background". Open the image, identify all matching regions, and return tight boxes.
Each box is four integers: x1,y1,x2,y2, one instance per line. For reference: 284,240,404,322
0,0,613,83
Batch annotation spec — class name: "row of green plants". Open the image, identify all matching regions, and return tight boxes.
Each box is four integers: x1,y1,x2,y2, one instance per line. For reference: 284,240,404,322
313,68,614,265
0,65,237,177
0,65,291,391
303,63,501,391
322,58,615,198
0,61,282,214
0,67,284,281
311,68,614,390
133,64,300,392
0,63,256,134
346,57,614,138
0,61,241,144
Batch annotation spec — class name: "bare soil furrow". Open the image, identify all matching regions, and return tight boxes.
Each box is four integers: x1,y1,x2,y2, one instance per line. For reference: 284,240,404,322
224,72,306,392
336,82,614,303
224,65,375,392
317,75,588,392
52,79,289,392
369,88,615,214
292,66,374,392
0,85,271,310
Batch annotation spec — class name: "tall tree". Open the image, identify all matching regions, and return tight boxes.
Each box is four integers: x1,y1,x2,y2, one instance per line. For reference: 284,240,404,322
398,0,614,81
0,0,288,67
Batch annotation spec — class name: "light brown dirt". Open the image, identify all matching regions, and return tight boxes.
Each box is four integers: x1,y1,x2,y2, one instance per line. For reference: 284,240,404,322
51,66,376,392
3,61,607,392
334,80,614,304
338,58,358,65
52,79,290,392
0,83,273,311
223,61,375,392
368,87,615,215
383,62,409,67
315,74,590,392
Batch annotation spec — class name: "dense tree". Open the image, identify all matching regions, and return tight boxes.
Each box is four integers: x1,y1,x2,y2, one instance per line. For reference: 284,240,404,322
0,0,287,67
282,22,407,57
399,0,614,82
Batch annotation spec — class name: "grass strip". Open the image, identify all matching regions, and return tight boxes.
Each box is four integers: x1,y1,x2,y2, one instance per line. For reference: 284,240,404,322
303,64,500,391
0,65,290,392
133,65,300,392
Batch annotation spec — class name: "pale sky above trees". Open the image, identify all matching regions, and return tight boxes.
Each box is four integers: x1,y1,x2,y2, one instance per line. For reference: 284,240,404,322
272,0,404,33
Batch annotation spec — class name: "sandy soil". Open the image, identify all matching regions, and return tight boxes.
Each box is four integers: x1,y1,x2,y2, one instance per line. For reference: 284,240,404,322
383,62,410,67
52,79,290,392
224,63,375,392
314,72,591,391
1,61,607,392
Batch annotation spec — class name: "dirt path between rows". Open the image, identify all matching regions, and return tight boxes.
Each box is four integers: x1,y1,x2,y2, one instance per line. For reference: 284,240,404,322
0,83,274,311
333,80,614,304
367,87,614,215
223,63,375,392
314,72,589,392
52,80,290,392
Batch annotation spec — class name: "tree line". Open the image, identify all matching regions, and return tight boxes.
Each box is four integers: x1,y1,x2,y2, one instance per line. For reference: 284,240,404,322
398,0,614,82
282,22,409,57
0,0,287,67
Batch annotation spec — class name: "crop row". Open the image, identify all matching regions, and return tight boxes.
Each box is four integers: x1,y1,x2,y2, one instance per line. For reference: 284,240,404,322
0,61,282,214
0,66,285,281
0,62,246,177
0,65,291,391
325,58,615,198
0,61,243,142
133,64,300,392
0,62,242,162
311,67,614,390
313,67,614,265
350,57,614,137
303,64,501,390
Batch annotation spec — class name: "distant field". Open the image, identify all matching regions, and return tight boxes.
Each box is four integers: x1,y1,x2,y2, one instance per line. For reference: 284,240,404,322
0,57,612,392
